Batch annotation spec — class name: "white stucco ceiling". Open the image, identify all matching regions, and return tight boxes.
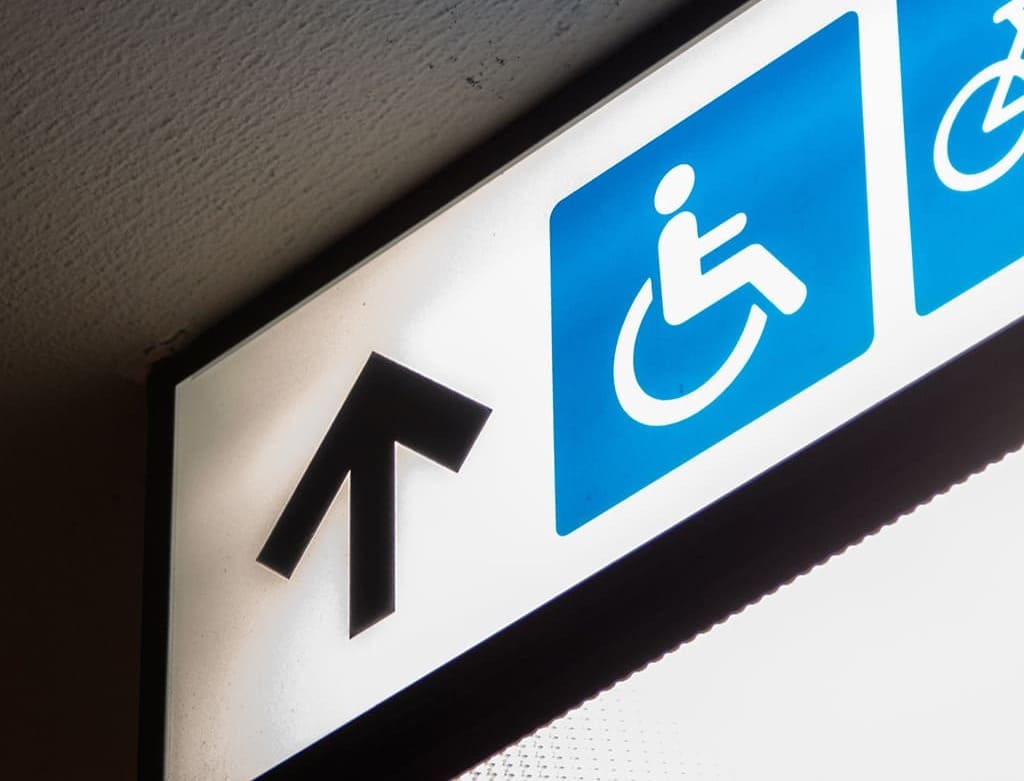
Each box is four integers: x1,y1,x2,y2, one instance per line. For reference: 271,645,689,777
1,0,685,398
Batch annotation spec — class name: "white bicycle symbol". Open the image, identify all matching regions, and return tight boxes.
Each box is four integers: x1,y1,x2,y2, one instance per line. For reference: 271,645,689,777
613,164,806,427
935,0,1024,191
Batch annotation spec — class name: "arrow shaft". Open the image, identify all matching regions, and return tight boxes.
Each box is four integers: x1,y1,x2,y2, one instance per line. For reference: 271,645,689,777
256,415,358,580
349,447,396,637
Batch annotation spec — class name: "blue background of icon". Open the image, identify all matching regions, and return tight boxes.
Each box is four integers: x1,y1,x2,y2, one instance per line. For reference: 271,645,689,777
899,0,1024,314
549,14,874,536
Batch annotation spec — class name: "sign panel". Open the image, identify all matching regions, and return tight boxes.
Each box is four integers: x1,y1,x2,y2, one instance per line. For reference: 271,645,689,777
900,0,1024,314
551,13,874,534
147,0,1024,778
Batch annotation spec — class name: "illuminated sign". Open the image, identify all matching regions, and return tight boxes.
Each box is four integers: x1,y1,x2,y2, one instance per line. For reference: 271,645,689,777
142,1,1024,778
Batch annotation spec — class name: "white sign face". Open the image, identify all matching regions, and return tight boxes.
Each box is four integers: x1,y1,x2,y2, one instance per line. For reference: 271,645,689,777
165,0,1024,777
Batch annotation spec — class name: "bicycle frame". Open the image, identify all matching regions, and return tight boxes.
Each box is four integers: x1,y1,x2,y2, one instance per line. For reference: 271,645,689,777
984,1,1024,132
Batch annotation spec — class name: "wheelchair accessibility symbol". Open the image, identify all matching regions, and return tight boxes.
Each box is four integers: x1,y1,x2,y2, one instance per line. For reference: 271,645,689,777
900,0,1024,314
614,163,807,427
550,12,873,535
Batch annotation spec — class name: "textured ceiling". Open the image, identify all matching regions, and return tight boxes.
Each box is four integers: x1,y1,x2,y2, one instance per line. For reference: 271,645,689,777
1,0,690,777
1,0,683,400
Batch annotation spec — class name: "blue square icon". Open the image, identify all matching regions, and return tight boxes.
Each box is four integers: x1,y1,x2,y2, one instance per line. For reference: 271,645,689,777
899,0,1024,314
550,13,874,535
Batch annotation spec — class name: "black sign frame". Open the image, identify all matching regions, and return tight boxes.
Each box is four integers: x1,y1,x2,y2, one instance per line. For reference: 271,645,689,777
139,0,1024,777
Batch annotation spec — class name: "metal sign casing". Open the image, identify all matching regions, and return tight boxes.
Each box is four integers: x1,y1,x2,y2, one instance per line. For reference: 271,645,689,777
141,0,1024,778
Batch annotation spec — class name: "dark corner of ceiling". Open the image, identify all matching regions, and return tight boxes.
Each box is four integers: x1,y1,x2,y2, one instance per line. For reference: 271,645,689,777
0,0,743,777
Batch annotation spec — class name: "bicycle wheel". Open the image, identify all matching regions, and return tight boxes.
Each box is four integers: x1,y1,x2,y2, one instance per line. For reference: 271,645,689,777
933,58,1024,192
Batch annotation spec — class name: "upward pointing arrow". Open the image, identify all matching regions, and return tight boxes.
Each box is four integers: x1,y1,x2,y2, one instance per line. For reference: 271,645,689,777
257,352,491,638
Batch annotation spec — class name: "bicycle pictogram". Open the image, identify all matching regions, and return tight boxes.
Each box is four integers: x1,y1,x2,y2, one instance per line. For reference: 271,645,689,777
934,0,1024,191
613,163,807,427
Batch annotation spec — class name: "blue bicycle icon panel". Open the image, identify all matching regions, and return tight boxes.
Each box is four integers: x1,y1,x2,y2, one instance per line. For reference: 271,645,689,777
550,13,873,536
899,0,1024,315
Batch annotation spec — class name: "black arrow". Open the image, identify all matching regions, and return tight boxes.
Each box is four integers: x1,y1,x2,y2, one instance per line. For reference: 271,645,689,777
257,352,491,637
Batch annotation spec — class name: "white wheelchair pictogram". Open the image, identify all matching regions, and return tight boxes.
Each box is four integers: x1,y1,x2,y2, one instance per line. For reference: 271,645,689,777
935,0,1024,192
613,163,808,427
